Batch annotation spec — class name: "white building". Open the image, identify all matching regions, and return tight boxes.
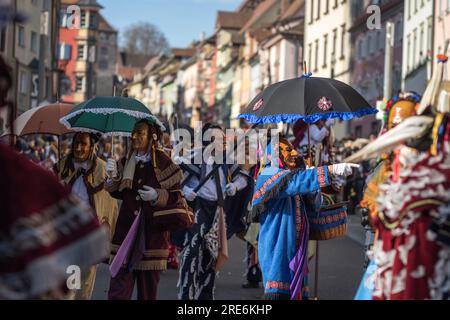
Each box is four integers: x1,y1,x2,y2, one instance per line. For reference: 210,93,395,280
304,0,352,82
303,0,352,138
402,0,434,94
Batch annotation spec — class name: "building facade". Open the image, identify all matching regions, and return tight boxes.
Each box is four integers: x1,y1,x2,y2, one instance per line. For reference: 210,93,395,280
96,14,117,96
349,0,404,138
304,0,352,139
434,0,450,83
402,0,434,94
58,0,115,104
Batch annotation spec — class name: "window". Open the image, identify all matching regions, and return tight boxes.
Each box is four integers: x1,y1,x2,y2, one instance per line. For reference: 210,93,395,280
332,28,337,58
76,77,85,92
99,60,108,69
412,29,417,68
324,0,329,14
19,71,28,94
323,34,328,67
18,25,25,47
333,0,338,9
340,24,346,59
77,44,86,60
308,43,312,71
58,43,71,60
427,17,433,54
395,19,403,42
376,31,381,52
100,46,108,55
355,125,362,138
81,11,87,28
314,39,319,71
316,0,321,20
30,31,37,53
357,38,363,60
407,34,411,72
309,0,314,24
0,27,6,53
89,12,97,28
419,22,424,59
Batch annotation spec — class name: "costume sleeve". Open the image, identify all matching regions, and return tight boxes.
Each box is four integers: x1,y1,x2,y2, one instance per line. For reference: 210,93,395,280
279,166,330,198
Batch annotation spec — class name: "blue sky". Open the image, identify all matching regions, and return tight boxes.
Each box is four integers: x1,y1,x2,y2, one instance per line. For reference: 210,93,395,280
99,0,242,48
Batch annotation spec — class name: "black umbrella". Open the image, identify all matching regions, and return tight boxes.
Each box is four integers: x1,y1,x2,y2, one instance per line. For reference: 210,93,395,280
239,76,377,124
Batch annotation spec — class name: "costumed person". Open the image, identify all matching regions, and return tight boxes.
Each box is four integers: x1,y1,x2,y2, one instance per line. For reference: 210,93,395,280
56,132,119,300
176,123,253,300
105,119,193,300
0,41,108,298
346,53,450,300
251,135,358,300
355,92,421,300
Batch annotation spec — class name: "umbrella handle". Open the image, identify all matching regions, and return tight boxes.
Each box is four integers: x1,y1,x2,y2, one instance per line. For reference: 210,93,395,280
111,134,115,160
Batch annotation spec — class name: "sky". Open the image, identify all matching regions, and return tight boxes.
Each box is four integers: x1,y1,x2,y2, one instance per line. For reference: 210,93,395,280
99,0,242,48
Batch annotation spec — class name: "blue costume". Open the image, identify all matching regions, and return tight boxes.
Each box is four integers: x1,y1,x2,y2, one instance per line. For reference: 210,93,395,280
251,143,330,300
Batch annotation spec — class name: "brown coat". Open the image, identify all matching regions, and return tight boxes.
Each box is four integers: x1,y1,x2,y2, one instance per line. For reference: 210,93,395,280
106,149,192,271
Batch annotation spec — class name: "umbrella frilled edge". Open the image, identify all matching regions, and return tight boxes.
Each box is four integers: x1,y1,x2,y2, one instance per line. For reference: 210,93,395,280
59,108,166,137
238,107,378,124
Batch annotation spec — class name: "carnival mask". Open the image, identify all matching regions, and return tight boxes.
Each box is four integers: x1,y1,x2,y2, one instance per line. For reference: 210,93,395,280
279,139,300,170
388,100,417,130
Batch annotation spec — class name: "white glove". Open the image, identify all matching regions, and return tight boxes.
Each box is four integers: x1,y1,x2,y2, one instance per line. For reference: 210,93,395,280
225,183,238,197
183,186,197,202
331,163,360,177
106,159,118,178
138,186,158,202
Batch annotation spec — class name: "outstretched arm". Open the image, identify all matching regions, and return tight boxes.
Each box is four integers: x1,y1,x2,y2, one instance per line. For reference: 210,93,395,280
279,166,330,198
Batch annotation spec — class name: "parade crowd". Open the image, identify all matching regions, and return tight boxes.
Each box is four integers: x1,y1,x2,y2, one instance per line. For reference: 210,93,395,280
1,9,450,301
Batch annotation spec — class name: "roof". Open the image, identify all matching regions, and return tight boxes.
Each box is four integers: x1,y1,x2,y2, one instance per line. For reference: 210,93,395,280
61,0,103,8
119,52,153,68
98,14,116,33
280,0,304,21
171,48,196,58
216,11,251,30
240,0,278,33
237,0,266,13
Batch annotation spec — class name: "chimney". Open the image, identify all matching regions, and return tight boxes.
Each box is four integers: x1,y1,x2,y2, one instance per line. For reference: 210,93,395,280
200,32,205,42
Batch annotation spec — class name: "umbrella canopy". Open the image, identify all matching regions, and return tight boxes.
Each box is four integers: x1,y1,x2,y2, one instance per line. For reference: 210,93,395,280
60,96,165,136
2,103,74,137
239,76,378,124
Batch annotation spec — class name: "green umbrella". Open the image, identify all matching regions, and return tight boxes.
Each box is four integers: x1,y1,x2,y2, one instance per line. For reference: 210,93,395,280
59,96,165,136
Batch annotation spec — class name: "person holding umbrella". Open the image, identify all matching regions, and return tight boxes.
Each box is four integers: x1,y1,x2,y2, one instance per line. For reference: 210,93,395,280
251,135,358,300
56,132,119,300
105,119,193,300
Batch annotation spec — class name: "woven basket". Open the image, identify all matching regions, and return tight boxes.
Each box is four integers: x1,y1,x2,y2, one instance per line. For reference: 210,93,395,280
308,195,348,241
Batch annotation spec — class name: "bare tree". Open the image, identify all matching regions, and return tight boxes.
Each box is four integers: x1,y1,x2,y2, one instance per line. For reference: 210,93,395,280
122,22,170,56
